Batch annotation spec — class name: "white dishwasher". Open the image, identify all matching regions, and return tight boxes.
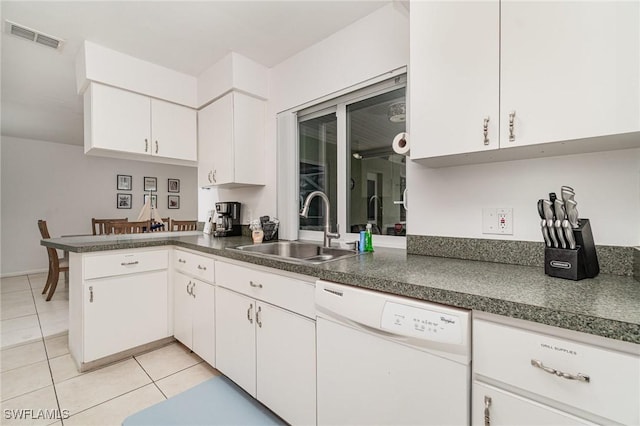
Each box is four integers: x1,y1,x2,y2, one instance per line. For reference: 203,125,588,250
316,280,471,426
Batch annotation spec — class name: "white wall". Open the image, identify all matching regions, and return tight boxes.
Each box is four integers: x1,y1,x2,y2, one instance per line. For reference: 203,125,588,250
1,136,198,276
406,148,640,246
214,3,409,225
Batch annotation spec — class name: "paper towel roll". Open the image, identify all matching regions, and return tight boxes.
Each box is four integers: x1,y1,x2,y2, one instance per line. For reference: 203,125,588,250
392,132,410,156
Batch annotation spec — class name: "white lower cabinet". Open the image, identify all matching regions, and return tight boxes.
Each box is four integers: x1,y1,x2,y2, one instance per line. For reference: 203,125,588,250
473,382,596,426
472,315,640,425
215,262,316,426
77,249,170,364
173,272,215,366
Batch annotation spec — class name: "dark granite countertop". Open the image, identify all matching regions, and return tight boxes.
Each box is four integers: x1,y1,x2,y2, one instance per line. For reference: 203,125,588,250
43,232,640,344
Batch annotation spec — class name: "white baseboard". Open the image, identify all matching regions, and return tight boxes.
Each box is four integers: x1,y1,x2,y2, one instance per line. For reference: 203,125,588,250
1,268,48,278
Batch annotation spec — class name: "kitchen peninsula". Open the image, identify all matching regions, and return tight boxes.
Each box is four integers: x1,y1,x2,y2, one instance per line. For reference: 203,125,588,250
42,231,640,424
43,231,640,347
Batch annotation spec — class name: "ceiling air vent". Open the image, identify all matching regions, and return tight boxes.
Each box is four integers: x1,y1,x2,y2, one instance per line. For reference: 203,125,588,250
5,20,64,50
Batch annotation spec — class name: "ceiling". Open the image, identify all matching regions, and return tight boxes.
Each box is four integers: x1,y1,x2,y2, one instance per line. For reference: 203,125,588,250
0,1,391,146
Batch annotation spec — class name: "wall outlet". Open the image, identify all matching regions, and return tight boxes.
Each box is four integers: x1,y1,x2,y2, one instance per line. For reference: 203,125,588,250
482,208,513,235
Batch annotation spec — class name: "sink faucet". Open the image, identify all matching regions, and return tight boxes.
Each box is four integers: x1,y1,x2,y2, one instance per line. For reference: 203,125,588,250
300,190,340,248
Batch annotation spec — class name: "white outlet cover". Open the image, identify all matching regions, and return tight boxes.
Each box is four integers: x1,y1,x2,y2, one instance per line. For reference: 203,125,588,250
482,208,513,235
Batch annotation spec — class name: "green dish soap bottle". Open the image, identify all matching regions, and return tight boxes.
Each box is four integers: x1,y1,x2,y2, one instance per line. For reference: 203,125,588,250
364,223,374,252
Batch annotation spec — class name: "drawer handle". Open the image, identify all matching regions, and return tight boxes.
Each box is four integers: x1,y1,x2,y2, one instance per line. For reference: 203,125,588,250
530,359,590,383
191,282,196,298
197,265,206,270
249,280,263,288
178,259,186,263
484,395,491,426
121,261,139,266
89,286,94,303
247,304,253,324
186,281,193,296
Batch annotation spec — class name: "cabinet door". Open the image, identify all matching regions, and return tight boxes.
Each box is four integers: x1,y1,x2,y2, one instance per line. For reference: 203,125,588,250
501,1,639,147
232,92,265,185
472,382,596,425
87,83,150,155
197,103,217,187
84,270,168,362
410,1,500,159
173,272,193,349
192,280,215,367
256,302,316,426
205,93,235,185
215,287,256,396
151,99,197,161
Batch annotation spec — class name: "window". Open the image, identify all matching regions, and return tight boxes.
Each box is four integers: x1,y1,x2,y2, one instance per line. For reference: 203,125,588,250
296,75,407,244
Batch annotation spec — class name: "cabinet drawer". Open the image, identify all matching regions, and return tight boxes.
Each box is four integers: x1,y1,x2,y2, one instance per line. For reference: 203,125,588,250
215,261,315,318
84,249,168,280
473,319,639,425
173,249,215,283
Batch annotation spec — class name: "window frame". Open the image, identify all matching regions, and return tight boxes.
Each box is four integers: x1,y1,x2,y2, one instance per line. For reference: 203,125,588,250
276,68,408,247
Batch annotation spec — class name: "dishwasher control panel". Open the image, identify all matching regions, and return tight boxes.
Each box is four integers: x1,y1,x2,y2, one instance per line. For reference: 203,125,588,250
380,301,463,344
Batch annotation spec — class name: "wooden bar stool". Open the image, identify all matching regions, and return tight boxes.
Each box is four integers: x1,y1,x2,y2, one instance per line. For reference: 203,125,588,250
108,221,150,234
37,220,69,301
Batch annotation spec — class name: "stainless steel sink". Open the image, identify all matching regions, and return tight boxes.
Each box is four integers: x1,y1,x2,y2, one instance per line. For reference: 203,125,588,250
231,241,359,264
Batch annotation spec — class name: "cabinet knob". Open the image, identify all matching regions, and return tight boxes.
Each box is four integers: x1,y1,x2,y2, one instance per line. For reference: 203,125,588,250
508,111,516,142
191,282,196,298
89,286,94,303
483,117,490,145
208,171,213,183
186,281,193,296
145,139,148,152
155,140,159,154
212,170,217,183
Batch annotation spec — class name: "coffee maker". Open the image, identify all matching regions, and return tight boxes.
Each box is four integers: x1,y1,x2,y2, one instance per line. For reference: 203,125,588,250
214,202,241,237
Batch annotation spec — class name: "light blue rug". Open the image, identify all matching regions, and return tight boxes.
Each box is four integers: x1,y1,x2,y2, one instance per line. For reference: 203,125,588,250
123,375,285,425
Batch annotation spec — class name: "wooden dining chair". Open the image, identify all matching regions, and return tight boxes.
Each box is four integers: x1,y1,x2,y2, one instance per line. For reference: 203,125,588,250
148,217,170,232
92,218,128,235
170,220,198,231
108,221,149,234
37,220,69,301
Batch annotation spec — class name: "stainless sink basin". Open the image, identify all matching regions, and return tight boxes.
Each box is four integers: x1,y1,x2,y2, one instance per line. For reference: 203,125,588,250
231,241,359,264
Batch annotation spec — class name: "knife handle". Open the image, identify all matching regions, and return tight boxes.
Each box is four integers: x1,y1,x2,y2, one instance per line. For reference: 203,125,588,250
547,219,559,248
555,219,566,249
541,220,552,247
563,220,576,249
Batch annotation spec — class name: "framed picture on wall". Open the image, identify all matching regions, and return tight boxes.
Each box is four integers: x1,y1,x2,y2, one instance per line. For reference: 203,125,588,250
117,175,132,191
143,194,157,208
168,179,180,193
143,177,157,191
168,195,180,209
117,193,132,209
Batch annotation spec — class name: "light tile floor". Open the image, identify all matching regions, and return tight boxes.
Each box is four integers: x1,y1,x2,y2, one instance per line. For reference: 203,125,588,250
0,273,220,425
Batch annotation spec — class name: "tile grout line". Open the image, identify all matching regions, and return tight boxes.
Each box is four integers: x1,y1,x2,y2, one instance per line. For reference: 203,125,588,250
132,356,169,400
27,274,66,425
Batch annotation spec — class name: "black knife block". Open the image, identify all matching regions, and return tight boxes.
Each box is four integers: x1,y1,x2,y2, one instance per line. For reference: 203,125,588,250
544,218,599,280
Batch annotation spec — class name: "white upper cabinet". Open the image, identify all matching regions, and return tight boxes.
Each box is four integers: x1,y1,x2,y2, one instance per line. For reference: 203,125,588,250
150,98,197,161
198,91,265,188
84,82,197,165
410,1,500,159
410,0,640,166
500,1,639,147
